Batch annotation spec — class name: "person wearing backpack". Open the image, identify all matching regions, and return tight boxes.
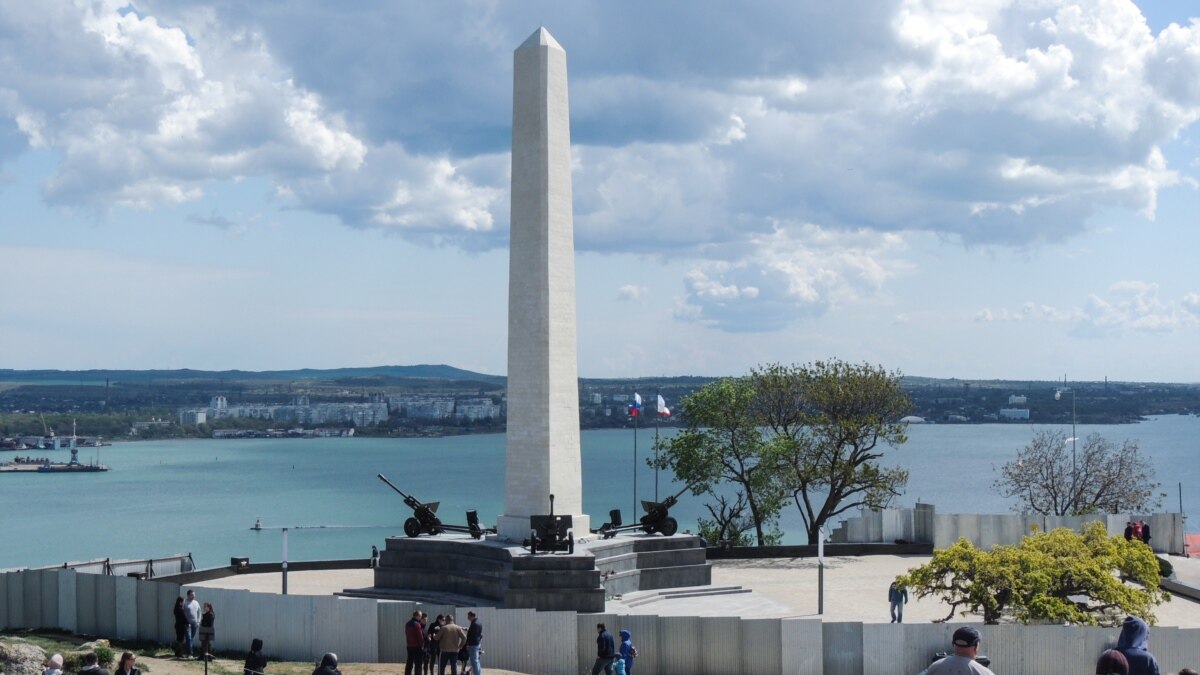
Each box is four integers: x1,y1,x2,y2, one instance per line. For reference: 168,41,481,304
618,629,637,675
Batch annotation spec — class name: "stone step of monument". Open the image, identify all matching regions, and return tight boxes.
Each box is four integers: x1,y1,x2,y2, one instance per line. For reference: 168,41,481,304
336,586,493,608
503,587,606,613
594,547,708,573
601,562,713,596
620,585,750,607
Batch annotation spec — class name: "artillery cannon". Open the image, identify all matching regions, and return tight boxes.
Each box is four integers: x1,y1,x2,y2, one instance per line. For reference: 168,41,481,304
593,482,693,539
377,473,494,539
524,494,575,554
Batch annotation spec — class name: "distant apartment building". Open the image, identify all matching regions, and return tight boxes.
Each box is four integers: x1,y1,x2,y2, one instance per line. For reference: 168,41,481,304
998,408,1030,420
456,397,500,421
590,393,603,405
186,395,389,428
390,395,456,420
1008,395,1028,405
179,409,207,426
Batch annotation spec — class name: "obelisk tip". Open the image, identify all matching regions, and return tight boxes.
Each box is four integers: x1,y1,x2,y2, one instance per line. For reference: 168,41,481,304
517,26,563,52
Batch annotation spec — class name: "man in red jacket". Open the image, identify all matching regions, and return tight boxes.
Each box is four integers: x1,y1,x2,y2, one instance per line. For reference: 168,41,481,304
405,610,425,675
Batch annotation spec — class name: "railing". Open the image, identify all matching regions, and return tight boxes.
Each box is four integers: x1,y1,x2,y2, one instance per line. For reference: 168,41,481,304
16,553,195,579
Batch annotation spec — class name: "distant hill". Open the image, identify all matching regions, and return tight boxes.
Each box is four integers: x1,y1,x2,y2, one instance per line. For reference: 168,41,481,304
0,364,504,385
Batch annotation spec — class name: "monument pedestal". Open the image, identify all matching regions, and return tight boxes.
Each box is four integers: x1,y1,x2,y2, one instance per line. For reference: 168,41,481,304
354,532,711,613
495,513,591,543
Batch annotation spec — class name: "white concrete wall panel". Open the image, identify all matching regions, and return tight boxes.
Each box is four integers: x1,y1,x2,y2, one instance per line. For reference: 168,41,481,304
864,510,883,543
22,569,42,628
780,618,823,675
0,572,9,630
94,575,118,638
821,621,863,675
134,576,156,641
699,616,741,674
247,592,281,659
375,600,415,663
880,509,903,542
312,596,378,664
657,616,702,674
155,581,182,645
37,570,59,629
740,618,782,675
75,572,97,636
113,575,138,639
528,610,577,675
58,570,78,633
208,587,253,654
1,569,18,629
272,594,316,662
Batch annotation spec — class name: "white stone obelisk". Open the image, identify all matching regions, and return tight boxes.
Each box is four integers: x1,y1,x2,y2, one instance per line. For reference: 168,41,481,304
496,27,589,540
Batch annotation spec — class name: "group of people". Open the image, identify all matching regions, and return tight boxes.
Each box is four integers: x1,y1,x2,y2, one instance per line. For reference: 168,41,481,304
42,651,145,675
591,623,637,675
171,589,216,659
1125,520,1153,546
921,616,1194,675
403,610,483,675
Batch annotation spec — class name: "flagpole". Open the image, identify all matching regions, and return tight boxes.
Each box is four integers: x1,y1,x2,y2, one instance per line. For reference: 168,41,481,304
654,389,660,501
632,390,639,522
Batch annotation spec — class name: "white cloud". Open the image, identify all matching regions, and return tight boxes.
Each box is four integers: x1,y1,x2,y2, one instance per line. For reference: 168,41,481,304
617,285,649,301
976,282,1200,335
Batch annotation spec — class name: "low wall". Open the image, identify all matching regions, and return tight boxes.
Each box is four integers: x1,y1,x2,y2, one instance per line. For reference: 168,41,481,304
706,543,932,559
4,568,1200,674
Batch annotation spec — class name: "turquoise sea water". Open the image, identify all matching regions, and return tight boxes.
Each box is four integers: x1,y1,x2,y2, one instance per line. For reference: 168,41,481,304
1,415,1197,570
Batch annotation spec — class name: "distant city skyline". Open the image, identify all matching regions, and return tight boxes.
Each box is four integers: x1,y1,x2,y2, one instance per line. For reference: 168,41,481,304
1,1,1198,382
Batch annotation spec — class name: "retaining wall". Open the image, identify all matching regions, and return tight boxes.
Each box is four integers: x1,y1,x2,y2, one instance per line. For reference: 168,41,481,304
3,568,1200,674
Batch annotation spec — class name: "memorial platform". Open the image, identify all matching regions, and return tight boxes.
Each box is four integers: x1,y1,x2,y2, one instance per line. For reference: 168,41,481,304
341,532,711,613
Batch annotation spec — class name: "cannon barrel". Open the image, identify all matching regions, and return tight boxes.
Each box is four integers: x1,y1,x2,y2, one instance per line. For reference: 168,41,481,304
377,473,410,500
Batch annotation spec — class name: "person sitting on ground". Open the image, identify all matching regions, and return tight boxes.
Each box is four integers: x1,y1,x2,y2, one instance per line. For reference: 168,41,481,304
77,652,111,675
113,652,140,675
43,654,64,675
244,638,268,675
1117,616,1161,675
925,626,996,675
312,653,340,675
1097,649,1130,675
437,614,467,675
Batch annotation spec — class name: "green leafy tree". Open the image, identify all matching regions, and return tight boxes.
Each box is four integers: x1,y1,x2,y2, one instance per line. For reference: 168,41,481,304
755,361,911,545
654,377,785,545
994,430,1162,516
898,522,1168,625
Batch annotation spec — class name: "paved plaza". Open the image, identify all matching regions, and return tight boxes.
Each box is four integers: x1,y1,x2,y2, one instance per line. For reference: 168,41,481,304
193,551,1200,627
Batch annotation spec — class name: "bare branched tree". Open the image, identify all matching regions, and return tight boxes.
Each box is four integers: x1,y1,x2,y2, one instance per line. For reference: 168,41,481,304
696,491,759,547
994,430,1161,516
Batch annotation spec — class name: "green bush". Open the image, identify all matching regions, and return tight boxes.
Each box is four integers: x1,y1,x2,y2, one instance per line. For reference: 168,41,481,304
1157,555,1174,578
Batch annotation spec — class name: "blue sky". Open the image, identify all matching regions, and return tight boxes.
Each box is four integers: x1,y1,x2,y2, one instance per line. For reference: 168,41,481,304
0,1,1197,381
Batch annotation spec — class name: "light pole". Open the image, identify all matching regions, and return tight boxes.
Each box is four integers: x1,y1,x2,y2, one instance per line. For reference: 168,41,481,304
1055,385,1077,514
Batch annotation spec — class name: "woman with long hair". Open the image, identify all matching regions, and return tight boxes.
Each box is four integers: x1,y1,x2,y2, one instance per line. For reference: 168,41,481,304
198,602,216,660
172,597,188,658
114,653,140,675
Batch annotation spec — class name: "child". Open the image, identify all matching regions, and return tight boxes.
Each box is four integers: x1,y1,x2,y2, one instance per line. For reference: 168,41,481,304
619,629,637,675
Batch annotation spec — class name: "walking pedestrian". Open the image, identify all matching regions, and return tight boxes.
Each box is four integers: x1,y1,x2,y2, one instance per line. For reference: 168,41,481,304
889,581,909,623
591,623,617,675
618,629,637,675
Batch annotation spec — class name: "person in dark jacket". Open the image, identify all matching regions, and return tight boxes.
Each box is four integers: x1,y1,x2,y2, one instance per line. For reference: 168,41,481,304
1117,616,1161,675
172,597,189,658
404,611,425,675
312,653,340,675
198,602,216,660
77,652,111,675
888,581,909,623
244,638,267,675
592,623,616,675
1140,521,1152,546
1124,521,1135,541
426,615,443,675
465,611,483,675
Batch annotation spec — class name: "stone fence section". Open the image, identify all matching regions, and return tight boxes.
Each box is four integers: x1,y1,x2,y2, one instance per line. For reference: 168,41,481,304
4,568,1200,674
831,504,1185,555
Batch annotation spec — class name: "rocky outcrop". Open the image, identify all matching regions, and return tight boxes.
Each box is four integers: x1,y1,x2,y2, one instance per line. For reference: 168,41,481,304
0,639,49,675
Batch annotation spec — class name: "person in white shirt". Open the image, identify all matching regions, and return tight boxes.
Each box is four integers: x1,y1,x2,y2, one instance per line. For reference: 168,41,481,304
185,590,202,657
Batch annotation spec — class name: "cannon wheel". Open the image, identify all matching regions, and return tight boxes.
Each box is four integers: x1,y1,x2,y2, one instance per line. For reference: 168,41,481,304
403,518,422,538
660,517,678,536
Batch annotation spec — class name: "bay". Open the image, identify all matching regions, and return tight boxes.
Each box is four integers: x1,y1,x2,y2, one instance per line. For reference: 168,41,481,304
1,415,1196,570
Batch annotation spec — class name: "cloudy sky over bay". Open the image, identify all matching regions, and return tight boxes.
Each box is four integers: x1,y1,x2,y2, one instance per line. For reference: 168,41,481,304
1,1,1198,381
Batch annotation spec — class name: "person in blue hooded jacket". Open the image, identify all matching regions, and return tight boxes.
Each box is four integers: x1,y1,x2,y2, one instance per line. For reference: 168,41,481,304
1117,616,1160,675
618,629,636,675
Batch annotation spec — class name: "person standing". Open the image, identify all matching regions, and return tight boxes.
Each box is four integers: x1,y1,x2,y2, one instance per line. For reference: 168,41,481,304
925,627,996,675
243,639,268,675
172,597,189,658
1140,521,1152,547
618,629,637,675
199,602,216,660
185,590,201,657
426,615,442,675
1124,521,1135,541
465,611,483,675
592,623,616,675
1117,615,1161,675
889,581,909,623
113,653,141,675
404,611,425,675
437,615,467,675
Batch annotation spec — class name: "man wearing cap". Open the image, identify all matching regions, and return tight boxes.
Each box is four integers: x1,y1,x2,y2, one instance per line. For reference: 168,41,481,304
926,627,995,675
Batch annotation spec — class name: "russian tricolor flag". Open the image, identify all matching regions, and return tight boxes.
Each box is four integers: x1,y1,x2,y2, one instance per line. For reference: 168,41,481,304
628,392,642,417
